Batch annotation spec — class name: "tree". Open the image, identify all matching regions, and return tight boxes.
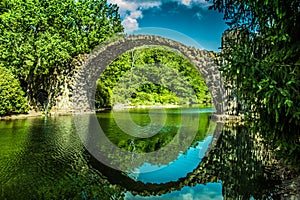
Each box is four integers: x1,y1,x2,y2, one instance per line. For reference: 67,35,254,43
0,66,29,116
209,0,300,158
0,0,123,110
95,46,212,108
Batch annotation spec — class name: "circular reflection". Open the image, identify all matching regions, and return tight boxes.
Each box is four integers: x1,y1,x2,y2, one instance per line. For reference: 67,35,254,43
73,27,205,173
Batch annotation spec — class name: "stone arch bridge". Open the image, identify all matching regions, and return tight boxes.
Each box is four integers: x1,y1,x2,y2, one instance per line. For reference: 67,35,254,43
71,35,230,115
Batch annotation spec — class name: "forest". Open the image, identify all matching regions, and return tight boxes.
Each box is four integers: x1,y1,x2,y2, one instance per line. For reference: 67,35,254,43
0,0,123,115
209,0,300,161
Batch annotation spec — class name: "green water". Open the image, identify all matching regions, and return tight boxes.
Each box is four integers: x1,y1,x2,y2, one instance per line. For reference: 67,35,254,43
0,107,280,200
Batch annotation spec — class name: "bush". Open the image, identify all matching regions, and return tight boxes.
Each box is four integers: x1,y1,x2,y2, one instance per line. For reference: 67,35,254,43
0,67,29,116
95,81,112,108
159,94,178,105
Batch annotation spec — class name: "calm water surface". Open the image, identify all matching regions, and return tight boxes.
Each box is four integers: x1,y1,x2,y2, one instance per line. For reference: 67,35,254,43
0,107,280,199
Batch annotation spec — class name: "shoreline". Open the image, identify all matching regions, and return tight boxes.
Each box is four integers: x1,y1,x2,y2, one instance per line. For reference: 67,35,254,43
111,103,181,110
0,105,242,122
0,111,45,120
0,103,215,121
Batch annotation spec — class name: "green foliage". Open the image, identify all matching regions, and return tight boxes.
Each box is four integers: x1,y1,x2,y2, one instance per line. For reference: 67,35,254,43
0,0,123,108
0,66,29,116
103,109,211,154
210,0,300,158
112,64,197,106
95,81,112,108
95,46,212,108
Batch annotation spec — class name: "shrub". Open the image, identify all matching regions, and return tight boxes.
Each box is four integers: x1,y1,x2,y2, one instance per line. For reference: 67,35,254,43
0,67,29,116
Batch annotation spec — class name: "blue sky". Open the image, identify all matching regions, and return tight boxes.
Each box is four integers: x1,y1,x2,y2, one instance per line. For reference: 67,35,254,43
108,0,228,51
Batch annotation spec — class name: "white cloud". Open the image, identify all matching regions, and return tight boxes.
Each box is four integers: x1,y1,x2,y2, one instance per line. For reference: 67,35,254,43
189,0,212,8
109,0,137,13
121,17,139,33
108,0,212,33
181,0,191,6
130,10,143,19
180,0,213,8
108,0,161,33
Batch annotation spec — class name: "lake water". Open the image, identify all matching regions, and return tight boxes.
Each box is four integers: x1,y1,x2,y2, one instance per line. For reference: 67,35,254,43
0,107,281,199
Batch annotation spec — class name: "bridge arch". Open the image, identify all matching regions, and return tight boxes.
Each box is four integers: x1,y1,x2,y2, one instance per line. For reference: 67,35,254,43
72,35,226,114
83,117,224,196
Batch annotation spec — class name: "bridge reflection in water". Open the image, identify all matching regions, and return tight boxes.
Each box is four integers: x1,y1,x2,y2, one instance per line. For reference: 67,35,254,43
79,110,280,200
0,112,281,199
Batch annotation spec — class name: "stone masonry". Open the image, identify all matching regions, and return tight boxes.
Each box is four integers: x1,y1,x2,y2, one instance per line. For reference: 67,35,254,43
71,35,229,115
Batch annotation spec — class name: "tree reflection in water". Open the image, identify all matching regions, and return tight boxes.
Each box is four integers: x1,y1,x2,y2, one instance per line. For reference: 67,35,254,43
89,124,281,199
0,115,283,199
204,126,281,200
